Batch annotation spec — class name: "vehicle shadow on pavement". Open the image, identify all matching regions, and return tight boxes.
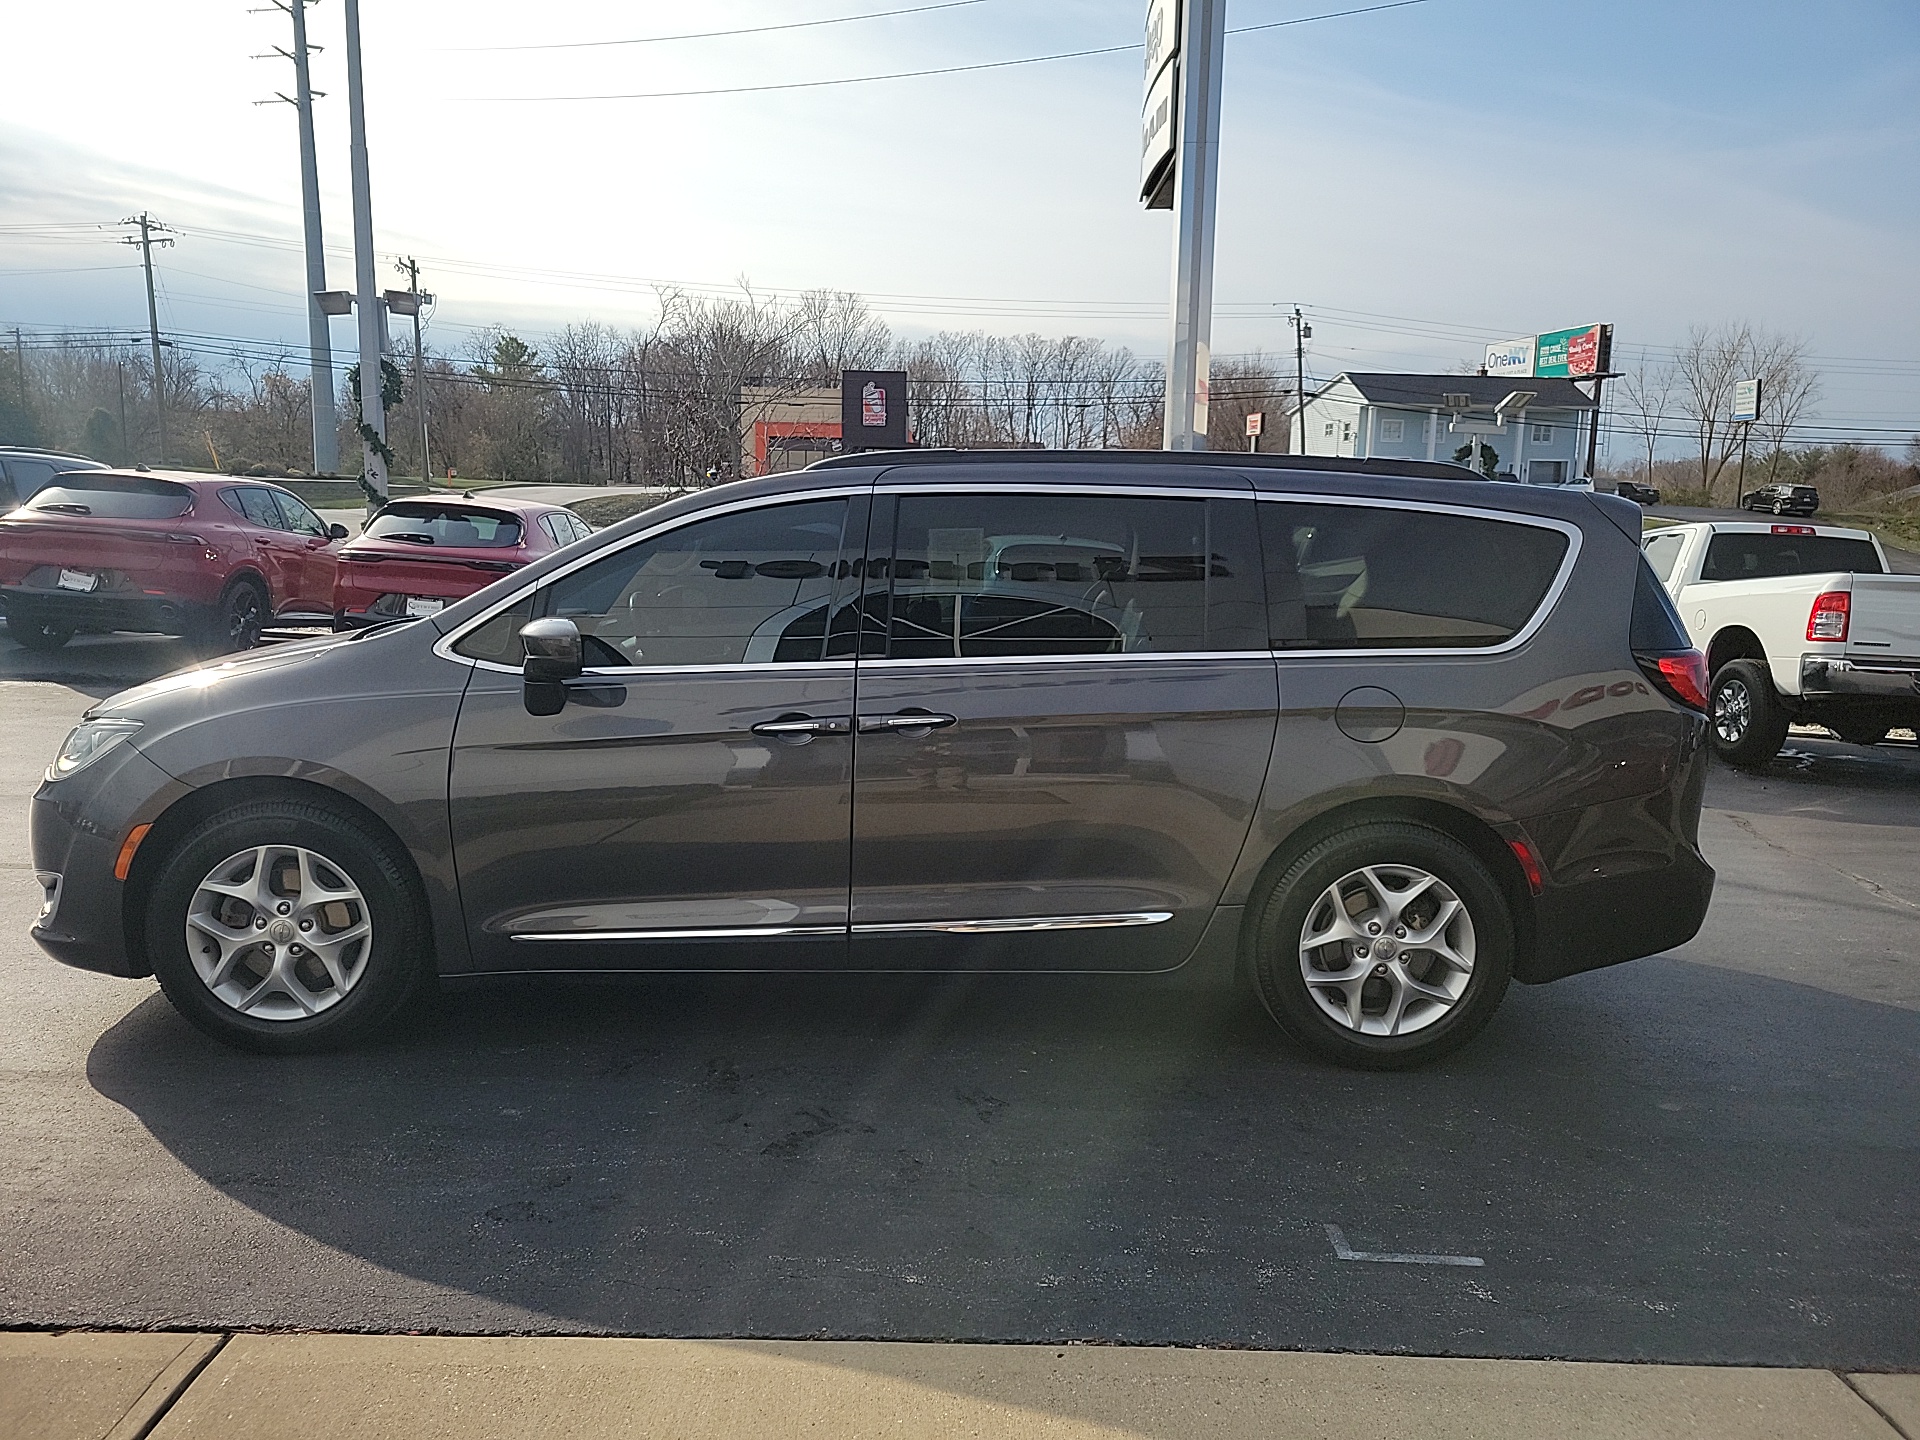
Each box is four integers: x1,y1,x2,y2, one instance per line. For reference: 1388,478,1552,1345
84,960,1920,1368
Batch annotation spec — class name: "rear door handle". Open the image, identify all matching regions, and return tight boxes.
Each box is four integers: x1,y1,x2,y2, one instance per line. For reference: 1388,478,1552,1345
856,711,958,733
750,714,852,738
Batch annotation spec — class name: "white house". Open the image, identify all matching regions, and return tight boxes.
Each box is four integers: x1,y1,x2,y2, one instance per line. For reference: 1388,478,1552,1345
1290,373,1599,487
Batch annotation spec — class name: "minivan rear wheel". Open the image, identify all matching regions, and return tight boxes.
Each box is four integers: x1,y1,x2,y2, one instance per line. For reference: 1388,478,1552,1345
1249,822,1513,1070
145,798,430,1053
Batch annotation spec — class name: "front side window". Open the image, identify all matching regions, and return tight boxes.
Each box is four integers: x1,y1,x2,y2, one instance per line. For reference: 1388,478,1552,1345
454,499,855,668
1699,532,1881,581
1260,501,1570,650
874,493,1263,659
1641,530,1685,582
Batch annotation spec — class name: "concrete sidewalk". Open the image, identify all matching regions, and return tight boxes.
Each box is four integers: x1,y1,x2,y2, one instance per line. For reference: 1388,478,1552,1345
4,1334,1916,1440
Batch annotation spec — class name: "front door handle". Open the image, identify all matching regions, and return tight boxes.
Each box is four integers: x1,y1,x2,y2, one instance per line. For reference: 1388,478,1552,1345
856,711,958,733
750,714,852,739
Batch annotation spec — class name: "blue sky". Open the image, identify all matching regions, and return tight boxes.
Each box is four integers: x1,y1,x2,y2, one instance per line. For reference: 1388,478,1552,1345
2,0,1916,447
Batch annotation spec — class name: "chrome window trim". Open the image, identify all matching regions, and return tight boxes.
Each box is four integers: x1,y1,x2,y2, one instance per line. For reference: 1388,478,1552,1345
433,485,874,674
853,651,1262,670
1256,492,1584,661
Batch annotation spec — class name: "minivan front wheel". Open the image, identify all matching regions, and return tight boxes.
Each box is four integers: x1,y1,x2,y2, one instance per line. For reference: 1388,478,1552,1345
1249,823,1513,1070
145,799,430,1053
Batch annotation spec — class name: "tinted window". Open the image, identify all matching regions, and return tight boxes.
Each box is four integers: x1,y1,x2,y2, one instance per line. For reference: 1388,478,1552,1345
1699,532,1880,580
28,478,193,520
545,499,852,668
1631,559,1692,653
538,514,566,546
8,460,58,498
223,487,282,528
1260,501,1569,649
365,504,523,549
876,493,1263,659
1641,530,1684,582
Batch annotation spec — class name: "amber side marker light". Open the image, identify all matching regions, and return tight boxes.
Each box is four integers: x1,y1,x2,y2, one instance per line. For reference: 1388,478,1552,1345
113,823,152,882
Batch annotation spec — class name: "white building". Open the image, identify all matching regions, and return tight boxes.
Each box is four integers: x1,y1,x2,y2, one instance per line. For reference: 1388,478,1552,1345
1291,373,1600,487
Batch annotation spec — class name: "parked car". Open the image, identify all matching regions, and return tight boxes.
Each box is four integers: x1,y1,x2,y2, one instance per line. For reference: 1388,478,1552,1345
30,451,1713,1068
1739,482,1818,516
0,446,108,511
0,470,346,651
333,495,594,629
1614,480,1660,506
1643,520,1920,763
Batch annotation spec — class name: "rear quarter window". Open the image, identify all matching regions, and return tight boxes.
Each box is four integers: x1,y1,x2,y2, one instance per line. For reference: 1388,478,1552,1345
1699,533,1882,580
1259,501,1570,650
28,478,193,520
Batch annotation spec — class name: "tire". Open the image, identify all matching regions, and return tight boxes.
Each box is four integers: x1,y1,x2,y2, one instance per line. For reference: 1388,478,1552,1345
1829,722,1889,747
201,577,267,654
1247,822,1514,1070
144,798,431,1053
7,612,75,651
1709,659,1790,768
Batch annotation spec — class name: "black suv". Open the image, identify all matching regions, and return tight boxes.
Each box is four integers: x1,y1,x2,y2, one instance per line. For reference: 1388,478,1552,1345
30,451,1713,1068
1740,482,1818,516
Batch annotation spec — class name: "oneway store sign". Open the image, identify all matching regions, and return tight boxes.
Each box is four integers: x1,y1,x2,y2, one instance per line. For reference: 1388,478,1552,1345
1485,324,1612,379
1140,0,1179,207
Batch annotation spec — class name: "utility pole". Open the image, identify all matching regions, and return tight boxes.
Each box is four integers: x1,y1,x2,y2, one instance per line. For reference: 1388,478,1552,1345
263,0,341,475
396,256,432,486
1290,308,1311,454
121,213,174,464
1160,0,1226,450
343,0,387,513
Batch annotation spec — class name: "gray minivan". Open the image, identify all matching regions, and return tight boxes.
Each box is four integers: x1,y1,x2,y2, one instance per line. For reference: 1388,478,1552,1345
29,451,1714,1068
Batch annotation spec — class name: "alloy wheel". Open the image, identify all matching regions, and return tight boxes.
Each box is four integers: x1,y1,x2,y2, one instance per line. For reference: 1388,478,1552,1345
1297,863,1475,1036
1712,678,1751,746
224,586,264,649
184,845,374,1020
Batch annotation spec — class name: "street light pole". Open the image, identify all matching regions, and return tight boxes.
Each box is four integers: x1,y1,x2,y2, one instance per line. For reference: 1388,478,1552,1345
286,0,339,475
342,0,387,514
1161,0,1226,451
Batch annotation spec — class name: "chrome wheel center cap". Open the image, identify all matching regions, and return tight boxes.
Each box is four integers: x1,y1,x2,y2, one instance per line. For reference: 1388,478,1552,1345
1373,938,1397,959
268,918,296,944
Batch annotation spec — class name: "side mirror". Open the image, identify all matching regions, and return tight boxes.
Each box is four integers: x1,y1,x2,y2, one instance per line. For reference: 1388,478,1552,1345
328,523,350,541
520,617,582,716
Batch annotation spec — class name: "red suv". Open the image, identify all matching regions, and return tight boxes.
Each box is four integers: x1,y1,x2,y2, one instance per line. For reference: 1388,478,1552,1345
333,496,591,628
0,471,345,652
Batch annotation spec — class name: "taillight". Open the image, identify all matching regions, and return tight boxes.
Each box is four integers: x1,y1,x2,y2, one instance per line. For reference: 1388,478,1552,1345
1771,524,1814,535
1807,590,1850,642
1636,649,1709,712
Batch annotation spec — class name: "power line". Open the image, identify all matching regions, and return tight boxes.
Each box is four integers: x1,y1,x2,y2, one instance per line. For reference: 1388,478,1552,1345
453,0,1443,103
441,0,988,53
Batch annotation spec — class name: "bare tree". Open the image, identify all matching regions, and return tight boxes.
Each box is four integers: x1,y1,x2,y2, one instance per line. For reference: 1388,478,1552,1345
1750,332,1820,485
1672,322,1754,502
1617,355,1674,485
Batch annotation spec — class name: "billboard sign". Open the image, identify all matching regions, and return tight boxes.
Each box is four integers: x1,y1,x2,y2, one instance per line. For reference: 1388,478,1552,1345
840,370,909,451
1533,323,1610,378
1732,377,1763,424
1140,0,1180,207
1484,337,1535,377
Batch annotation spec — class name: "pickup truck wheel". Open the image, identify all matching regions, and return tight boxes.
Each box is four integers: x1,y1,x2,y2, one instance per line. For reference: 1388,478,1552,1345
1709,659,1790,768
7,613,75,652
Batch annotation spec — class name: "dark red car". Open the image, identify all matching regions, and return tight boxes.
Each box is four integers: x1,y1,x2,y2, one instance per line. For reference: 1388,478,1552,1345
0,470,346,652
332,495,592,628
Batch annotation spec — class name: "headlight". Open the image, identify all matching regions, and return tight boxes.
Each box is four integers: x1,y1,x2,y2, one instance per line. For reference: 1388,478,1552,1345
49,718,142,780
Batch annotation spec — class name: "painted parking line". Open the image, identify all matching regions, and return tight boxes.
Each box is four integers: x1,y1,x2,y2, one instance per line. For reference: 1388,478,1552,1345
1326,1224,1484,1267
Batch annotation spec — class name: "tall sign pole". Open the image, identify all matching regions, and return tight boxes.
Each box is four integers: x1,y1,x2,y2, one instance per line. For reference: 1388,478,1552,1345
287,0,339,474
343,0,387,512
1141,0,1227,452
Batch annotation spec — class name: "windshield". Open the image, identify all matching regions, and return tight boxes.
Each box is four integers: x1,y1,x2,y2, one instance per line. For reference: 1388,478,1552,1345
24,478,193,520
363,505,523,548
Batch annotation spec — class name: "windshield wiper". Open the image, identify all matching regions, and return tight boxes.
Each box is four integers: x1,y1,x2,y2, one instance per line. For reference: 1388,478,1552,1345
385,532,436,545
37,502,92,515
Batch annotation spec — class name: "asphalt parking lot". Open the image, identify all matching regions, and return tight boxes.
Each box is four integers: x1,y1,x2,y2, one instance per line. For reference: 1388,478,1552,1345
1,632,1915,1371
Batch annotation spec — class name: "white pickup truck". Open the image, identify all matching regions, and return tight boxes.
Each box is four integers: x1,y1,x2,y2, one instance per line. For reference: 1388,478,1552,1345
1641,520,1920,767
